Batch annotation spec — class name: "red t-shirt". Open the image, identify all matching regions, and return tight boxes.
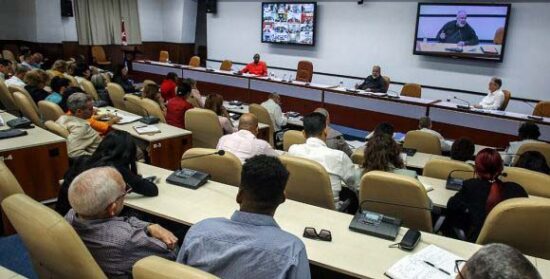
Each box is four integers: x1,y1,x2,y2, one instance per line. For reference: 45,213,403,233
160,79,177,101
166,96,194,129
241,61,268,76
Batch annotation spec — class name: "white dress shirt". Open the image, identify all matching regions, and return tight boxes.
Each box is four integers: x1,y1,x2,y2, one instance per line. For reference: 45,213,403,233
217,129,279,163
478,89,505,110
5,76,25,88
288,137,360,205
261,99,287,131
420,128,451,152
503,139,539,165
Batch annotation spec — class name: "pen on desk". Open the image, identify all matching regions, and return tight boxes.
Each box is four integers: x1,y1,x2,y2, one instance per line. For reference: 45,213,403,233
423,260,450,275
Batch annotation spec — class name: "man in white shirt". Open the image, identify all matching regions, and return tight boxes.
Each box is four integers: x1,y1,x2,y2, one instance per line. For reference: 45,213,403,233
503,122,541,165
0,59,12,81
217,113,279,163
5,64,30,87
314,108,353,156
288,112,360,209
474,77,505,110
261,93,287,132
418,116,451,152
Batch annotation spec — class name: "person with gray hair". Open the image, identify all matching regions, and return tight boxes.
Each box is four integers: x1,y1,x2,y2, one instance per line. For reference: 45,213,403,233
66,167,177,277
5,64,30,87
261,93,288,132
417,116,451,152
314,108,353,157
356,65,386,93
457,243,541,279
56,93,102,158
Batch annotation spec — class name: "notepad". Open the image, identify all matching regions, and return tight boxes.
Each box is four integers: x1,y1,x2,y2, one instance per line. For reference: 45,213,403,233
133,125,161,134
385,245,463,279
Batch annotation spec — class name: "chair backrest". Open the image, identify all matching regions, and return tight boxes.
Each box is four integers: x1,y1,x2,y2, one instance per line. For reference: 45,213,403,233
283,130,306,151
515,142,550,167
249,103,274,146
80,79,100,101
351,148,365,165
63,73,79,88
44,120,69,138
106,82,127,110
189,56,201,67
403,130,442,155
382,76,391,93
400,83,422,98
187,95,201,108
91,46,108,63
124,94,146,116
159,50,170,63
2,194,107,278
0,79,18,111
133,256,219,279
501,167,550,198
219,60,233,71
493,27,505,45
360,171,432,232
45,70,56,81
12,91,43,128
422,158,474,180
279,155,335,210
141,98,166,123
533,101,550,117
2,49,17,64
499,90,511,111
143,79,156,87
38,100,64,122
184,108,223,148
181,148,241,187
0,161,24,204
476,198,550,260
8,85,38,113
295,60,313,82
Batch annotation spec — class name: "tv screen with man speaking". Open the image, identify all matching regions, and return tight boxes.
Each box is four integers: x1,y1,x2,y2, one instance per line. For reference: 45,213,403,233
413,3,511,62
261,2,316,46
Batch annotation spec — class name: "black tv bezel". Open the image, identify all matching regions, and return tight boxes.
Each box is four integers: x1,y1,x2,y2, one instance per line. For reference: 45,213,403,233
260,2,318,47
413,2,512,62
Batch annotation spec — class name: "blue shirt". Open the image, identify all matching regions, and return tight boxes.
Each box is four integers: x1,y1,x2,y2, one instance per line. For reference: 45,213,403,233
177,210,311,279
45,92,62,104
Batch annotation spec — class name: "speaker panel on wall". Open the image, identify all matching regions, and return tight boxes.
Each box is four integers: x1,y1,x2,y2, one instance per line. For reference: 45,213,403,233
206,0,217,14
61,0,74,17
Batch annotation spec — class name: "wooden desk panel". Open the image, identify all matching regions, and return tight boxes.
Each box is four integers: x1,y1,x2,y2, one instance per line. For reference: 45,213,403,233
197,81,252,103
149,134,192,170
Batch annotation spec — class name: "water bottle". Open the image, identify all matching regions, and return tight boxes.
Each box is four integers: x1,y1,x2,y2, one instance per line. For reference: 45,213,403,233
339,80,344,88
282,74,287,82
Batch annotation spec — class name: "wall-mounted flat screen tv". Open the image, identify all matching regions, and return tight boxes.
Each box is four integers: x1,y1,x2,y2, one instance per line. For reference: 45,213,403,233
261,2,317,46
413,3,511,62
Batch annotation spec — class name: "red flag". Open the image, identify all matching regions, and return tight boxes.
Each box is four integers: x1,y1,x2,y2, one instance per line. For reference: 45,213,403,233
121,19,128,46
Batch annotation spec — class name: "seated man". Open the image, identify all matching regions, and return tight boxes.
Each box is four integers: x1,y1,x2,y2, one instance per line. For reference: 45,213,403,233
261,93,288,132
457,243,541,279
474,77,504,110
0,59,13,81
288,112,359,208
239,53,268,76
450,137,475,162
56,93,103,158
418,116,451,152
436,10,479,46
66,167,177,277
5,64,30,87
314,108,352,157
177,155,310,279
217,113,279,163
503,122,541,165
356,65,386,93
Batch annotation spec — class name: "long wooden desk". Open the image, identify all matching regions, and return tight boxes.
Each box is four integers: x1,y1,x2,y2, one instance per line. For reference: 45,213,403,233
0,265,26,279
126,163,550,278
132,60,550,147
98,107,193,170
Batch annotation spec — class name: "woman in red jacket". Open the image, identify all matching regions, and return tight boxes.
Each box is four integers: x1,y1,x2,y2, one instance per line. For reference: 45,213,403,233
160,72,178,101
166,79,193,129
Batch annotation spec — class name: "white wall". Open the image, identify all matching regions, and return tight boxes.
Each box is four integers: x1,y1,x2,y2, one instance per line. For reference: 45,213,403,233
207,1,550,113
139,0,197,43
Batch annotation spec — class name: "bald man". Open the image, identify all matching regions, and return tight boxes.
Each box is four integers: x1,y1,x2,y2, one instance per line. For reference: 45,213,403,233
217,113,279,163
239,53,268,76
314,108,353,157
436,10,479,46
356,65,386,93
65,167,177,277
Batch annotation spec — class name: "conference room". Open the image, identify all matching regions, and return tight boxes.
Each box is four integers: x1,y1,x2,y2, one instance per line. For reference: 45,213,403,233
0,0,549,278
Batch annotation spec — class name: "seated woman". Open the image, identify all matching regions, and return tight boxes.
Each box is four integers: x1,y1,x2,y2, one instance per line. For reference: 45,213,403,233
24,69,50,104
56,130,159,216
450,137,475,162
514,151,550,174
50,59,68,77
159,72,178,101
204,93,236,134
365,122,394,140
73,63,91,85
166,80,194,129
112,65,136,93
186,78,204,108
90,73,112,105
362,134,416,177
142,83,167,116
446,148,528,242
45,76,70,105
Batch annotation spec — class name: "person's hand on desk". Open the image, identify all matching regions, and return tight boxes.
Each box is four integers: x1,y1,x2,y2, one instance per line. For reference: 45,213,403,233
439,32,446,40
457,41,465,47
147,224,178,250
473,104,482,109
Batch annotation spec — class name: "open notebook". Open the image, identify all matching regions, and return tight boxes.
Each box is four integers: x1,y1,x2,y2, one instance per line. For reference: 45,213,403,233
386,245,464,279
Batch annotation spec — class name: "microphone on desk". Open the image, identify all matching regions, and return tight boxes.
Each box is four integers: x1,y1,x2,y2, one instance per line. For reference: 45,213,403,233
1,109,33,129
445,169,475,191
125,97,160,125
166,150,226,189
386,89,400,99
521,101,544,121
452,96,471,110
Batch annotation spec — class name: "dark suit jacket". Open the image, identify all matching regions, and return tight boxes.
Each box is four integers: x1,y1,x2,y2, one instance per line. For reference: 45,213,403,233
446,178,527,242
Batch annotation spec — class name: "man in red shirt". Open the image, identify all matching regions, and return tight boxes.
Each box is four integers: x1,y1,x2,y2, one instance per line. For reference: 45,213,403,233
166,80,194,129
239,54,268,76
160,72,178,101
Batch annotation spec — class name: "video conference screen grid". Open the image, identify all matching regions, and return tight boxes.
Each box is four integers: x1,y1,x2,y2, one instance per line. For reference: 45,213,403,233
414,3,511,61
261,2,316,46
